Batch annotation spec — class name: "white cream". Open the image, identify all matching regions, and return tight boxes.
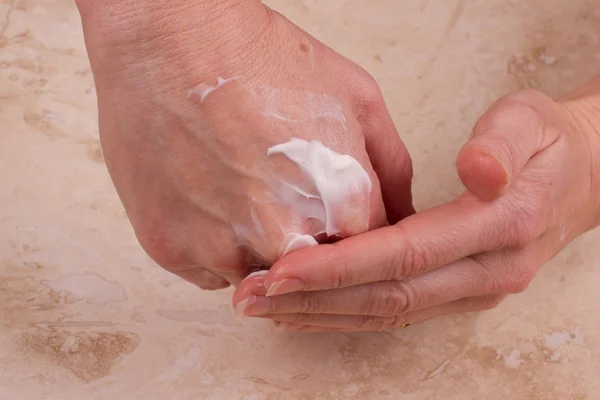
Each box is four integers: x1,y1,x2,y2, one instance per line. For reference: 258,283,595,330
249,207,266,238
279,233,319,256
187,76,239,103
267,138,372,255
249,85,347,125
245,270,269,280
43,273,127,305
305,92,347,122
186,78,371,263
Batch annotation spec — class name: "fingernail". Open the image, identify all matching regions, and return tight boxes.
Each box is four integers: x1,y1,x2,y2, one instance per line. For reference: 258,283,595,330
245,296,275,316
233,296,254,317
266,278,305,297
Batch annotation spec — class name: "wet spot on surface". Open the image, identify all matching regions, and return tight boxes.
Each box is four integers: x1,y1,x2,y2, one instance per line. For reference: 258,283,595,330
43,273,128,305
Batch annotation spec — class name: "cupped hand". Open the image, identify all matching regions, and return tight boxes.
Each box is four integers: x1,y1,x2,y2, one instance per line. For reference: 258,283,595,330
76,1,414,289
233,85,600,331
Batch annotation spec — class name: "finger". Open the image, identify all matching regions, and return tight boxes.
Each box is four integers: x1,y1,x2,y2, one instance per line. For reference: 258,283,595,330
270,294,506,332
358,85,415,224
184,220,270,287
232,271,269,315
234,257,497,317
457,90,561,200
175,267,231,290
264,196,510,296
135,221,234,290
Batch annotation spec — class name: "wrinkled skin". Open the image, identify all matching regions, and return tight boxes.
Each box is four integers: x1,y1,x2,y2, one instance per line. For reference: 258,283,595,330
234,86,600,332
76,1,414,289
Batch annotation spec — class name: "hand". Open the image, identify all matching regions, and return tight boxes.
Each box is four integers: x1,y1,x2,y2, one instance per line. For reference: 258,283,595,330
76,1,414,289
233,85,600,331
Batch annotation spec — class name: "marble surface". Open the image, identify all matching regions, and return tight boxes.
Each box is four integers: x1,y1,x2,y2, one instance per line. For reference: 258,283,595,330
1,0,599,398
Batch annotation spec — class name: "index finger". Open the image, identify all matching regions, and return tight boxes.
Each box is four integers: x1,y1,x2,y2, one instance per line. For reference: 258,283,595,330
264,196,511,296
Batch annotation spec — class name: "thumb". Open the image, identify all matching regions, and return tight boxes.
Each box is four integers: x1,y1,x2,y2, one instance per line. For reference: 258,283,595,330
456,90,561,201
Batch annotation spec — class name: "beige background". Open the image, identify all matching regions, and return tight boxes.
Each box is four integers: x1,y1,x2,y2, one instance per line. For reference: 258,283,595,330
1,0,599,398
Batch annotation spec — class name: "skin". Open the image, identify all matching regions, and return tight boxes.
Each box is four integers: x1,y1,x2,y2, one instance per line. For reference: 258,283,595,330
233,82,600,332
76,1,600,332
75,0,414,289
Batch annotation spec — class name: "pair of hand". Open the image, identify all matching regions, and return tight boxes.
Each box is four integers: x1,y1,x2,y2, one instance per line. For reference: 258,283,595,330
77,0,600,331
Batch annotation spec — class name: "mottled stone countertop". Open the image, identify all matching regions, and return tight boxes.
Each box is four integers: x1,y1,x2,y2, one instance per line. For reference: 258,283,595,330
1,0,599,398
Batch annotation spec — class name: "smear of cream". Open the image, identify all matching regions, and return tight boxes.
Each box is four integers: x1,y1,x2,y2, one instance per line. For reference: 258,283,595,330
267,138,372,244
249,207,266,238
187,76,239,103
544,327,584,361
174,347,203,370
280,233,319,257
504,349,523,369
306,92,347,122
263,112,296,122
496,347,523,369
249,85,347,125
261,89,296,122
43,273,127,305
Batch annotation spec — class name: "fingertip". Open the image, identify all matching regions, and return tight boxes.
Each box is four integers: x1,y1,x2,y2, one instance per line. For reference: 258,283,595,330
232,274,268,305
266,243,339,289
456,144,510,201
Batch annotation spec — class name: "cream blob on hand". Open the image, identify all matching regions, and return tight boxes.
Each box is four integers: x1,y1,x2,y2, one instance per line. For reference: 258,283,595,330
267,138,372,256
187,76,239,103
186,78,372,263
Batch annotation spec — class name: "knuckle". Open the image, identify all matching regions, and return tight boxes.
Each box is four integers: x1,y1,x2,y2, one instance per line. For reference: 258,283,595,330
291,313,310,325
366,282,414,316
175,267,229,290
328,244,353,289
353,73,385,117
136,225,189,270
502,89,549,112
476,295,505,310
500,197,547,245
298,293,321,314
469,255,503,293
394,281,421,312
487,90,547,128
505,267,536,294
500,253,538,294
194,277,229,291
377,235,404,281
359,316,395,332
400,240,432,278
358,73,383,101
384,225,432,280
